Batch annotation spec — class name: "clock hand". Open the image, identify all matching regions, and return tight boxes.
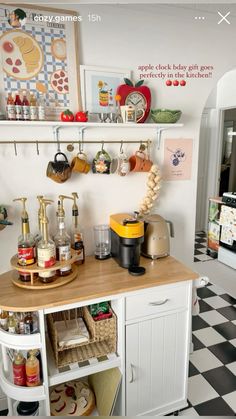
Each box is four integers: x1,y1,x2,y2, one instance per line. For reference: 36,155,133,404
129,99,136,106
135,99,142,105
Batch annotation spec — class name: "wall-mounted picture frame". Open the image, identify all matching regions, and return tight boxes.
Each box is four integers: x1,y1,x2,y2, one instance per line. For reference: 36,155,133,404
80,65,131,115
0,3,81,119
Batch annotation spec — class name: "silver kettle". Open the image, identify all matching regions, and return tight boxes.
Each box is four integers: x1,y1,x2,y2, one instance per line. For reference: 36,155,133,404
141,214,174,259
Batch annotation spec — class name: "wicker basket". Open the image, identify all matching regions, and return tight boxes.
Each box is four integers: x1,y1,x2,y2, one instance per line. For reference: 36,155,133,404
47,306,117,367
83,306,117,343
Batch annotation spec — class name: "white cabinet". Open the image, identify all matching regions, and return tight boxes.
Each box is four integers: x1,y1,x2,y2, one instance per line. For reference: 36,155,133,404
125,281,192,416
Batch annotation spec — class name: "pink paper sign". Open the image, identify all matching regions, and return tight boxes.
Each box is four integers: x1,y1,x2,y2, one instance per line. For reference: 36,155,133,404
163,138,193,180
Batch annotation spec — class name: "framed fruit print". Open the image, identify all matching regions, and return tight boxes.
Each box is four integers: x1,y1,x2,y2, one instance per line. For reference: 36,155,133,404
0,3,81,120
80,65,131,115
116,79,151,123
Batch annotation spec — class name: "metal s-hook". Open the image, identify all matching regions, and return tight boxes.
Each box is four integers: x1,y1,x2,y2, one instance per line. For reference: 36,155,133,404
78,141,83,154
13,141,17,156
120,140,124,154
101,140,104,152
36,140,39,156
139,140,146,152
53,126,61,153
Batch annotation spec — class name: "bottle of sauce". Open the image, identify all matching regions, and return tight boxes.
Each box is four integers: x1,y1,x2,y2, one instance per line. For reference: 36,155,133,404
26,352,40,387
0,310,8,331
8,312,17,333
29,93,38,121
14,91,23,121
6,92,16,120
22,90,30,121
71,192,85,265
13,198,36,282
24,312,34,334
27,349,42,381
13,351,26,386
54,196,72,276
37,200,57,283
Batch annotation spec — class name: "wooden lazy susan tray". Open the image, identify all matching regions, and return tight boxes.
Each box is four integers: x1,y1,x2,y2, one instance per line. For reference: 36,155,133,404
11,249,79,290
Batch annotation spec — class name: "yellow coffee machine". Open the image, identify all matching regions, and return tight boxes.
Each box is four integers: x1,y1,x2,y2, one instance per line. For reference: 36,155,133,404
110,213,145,275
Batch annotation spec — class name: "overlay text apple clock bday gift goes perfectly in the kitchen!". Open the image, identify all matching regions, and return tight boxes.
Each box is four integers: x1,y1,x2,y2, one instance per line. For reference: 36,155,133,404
137,64,214,80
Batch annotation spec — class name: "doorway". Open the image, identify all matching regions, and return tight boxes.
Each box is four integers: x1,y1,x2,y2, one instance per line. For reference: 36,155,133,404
196,108,236,235
219,110,236,195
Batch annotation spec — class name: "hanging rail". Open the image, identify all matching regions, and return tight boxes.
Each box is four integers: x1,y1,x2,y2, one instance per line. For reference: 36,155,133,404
0,140,152,145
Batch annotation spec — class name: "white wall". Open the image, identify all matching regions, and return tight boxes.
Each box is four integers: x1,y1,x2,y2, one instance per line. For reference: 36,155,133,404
1,4,236,273
217,69,236,109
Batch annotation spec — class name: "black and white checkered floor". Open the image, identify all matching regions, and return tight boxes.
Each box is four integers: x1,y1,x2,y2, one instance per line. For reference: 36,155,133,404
194,231,215,262
179,282,236,416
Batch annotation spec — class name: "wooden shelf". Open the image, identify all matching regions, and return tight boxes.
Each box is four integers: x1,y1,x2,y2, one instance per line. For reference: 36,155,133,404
11,250,78,273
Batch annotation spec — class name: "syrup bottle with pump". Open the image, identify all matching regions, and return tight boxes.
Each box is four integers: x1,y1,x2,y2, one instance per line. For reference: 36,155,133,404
13,197,36,282
71,192,85,264
54,195,73,276
34,195,44,245
37,200,57,283
34,196,53,245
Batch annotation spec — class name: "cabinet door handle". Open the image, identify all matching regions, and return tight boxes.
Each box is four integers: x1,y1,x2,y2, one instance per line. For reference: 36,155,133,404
129,363,135,383
149,298,169,306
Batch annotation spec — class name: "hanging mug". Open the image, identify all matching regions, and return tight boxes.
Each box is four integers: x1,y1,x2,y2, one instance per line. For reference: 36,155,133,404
92,147,111,174
129,150,153,172
46,152,71,183
117,143,130,176
71,152,90,174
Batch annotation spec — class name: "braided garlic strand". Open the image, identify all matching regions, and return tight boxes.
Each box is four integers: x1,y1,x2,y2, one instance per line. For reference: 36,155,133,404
138,164,162,216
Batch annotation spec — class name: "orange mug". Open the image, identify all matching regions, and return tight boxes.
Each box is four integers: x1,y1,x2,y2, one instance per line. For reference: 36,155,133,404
129,151,153,172
71,153,90,174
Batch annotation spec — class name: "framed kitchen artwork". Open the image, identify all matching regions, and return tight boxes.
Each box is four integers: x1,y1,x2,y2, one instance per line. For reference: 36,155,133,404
163,138,193,181
0,4,81,119
80,65,131,116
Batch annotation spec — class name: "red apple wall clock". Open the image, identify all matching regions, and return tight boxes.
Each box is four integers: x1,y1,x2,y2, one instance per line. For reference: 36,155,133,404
116,79,151,123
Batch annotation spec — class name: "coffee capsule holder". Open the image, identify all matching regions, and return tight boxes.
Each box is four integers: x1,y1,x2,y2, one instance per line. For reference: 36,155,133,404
10,249,79,290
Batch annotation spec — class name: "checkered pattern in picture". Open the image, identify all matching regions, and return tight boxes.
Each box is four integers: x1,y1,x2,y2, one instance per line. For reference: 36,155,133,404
0,19,69,108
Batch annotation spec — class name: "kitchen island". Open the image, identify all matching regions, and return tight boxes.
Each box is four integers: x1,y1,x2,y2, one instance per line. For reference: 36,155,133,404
0,255,198,416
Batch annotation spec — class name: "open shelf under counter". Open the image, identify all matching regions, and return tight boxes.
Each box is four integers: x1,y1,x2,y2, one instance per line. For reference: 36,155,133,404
0,328,42,350
46,335,121,387
0,364,46,402
0,120,184,129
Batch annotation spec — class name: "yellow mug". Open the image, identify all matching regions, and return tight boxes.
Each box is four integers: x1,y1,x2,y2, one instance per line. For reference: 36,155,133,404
71,153,90,174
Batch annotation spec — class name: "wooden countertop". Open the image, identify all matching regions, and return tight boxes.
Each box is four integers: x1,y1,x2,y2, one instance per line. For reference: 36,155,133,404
0,256,198,311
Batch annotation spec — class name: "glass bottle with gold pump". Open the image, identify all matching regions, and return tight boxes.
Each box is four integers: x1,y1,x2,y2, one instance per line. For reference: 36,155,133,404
37,200,57,283
71,192,85,264
54,195,73,276
13,197,36,282
34,195,44,245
